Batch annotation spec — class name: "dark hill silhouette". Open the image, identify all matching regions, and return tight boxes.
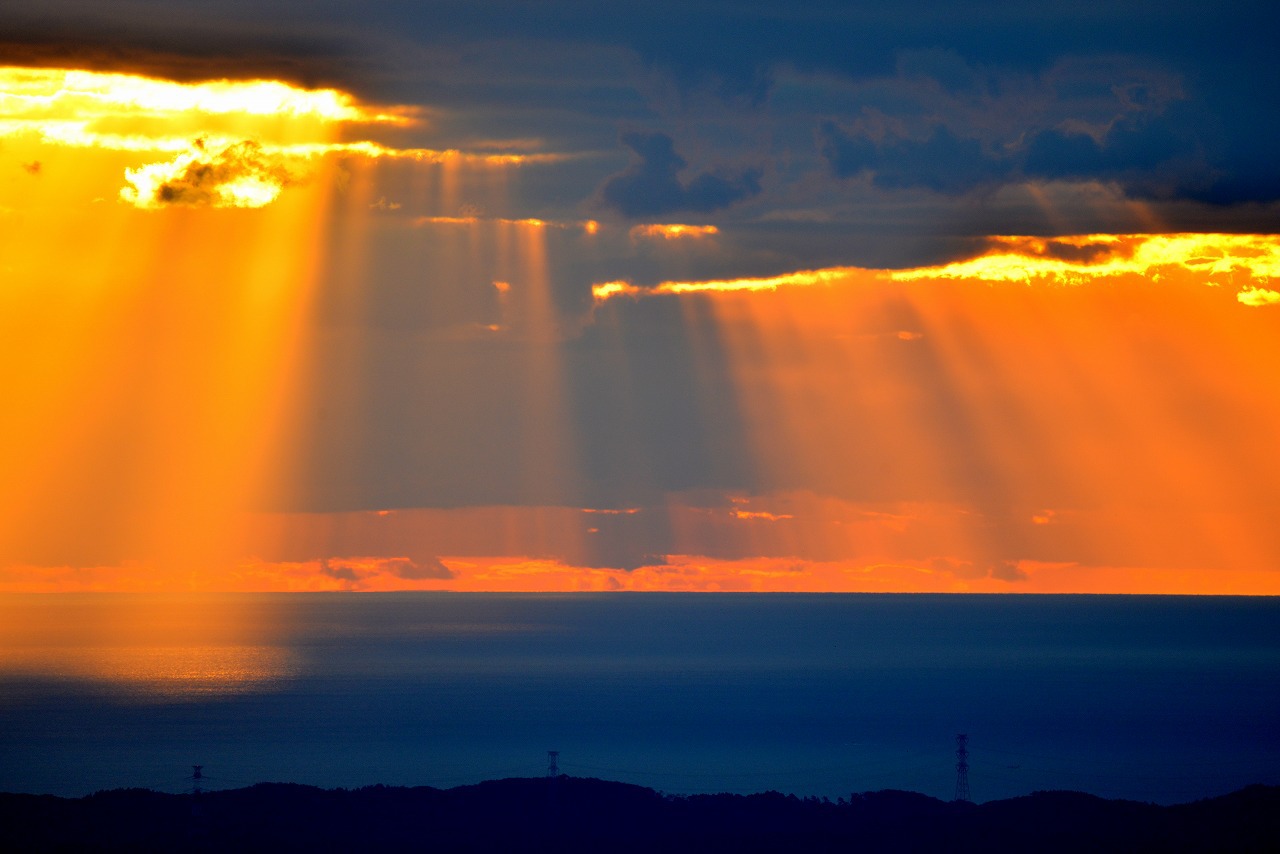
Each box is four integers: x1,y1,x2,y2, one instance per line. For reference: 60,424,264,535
1,777,1276,853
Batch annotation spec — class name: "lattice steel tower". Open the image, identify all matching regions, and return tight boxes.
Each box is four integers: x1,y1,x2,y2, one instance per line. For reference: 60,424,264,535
547,751,559,778
954,734,971,802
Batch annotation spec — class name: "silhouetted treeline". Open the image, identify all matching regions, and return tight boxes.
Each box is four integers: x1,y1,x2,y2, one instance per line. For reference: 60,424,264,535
2,777,1277,853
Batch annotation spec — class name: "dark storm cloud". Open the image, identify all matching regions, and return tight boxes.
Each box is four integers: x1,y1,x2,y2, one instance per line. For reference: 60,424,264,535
817,76,1279,207
598,131,761,217
809,50,1194,198
9,1,1280,218
990,560,1030,582
1020,107,1214,201
0,29,365,92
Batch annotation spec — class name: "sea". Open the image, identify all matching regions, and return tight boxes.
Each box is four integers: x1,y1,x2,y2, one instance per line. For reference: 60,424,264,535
1,593,1277,804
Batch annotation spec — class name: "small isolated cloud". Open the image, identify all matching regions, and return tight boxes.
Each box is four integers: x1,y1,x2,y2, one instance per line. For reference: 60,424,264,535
1238,286,1280,307
730,509,793,522
392,556,455,580
320,559,359,582
990,560,1029,582
370,196,401,210
21,161,41,175
120,138,299,209
600,131,760,217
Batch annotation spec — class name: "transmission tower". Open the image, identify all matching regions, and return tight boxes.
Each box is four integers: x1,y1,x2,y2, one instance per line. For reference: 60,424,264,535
954,735,971,802
191,765,204,796
547,751,559,779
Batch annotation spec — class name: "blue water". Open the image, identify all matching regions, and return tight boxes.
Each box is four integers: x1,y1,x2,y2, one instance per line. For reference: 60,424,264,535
1,593,1277,804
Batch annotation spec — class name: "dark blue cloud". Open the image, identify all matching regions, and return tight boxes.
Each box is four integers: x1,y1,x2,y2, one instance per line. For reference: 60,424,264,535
599,131,761,217
7,3,1280,267
820,89,1279,206
11,1,1280,214
1017,97,1280,207
820,122,1008,194
1021,106,1208,197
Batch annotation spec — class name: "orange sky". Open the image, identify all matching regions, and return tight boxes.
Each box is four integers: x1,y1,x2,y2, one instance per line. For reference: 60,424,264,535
3,67,1279,594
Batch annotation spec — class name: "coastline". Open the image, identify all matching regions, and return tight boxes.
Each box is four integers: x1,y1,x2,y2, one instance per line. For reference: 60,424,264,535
3,777,1277,852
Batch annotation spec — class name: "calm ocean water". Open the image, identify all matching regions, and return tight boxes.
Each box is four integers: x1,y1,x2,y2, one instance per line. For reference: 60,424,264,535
1,593,1277,804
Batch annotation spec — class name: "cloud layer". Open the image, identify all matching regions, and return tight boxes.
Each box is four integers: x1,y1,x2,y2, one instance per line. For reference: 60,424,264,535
4,2,1280,592
599,131,761,216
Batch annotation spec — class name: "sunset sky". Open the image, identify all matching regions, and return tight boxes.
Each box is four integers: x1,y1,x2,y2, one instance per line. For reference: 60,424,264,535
3,1,1279,593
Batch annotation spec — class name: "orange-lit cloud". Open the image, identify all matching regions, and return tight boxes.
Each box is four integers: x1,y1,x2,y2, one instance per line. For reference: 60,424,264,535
730,509,794,521
582,231,1280,594
10,475,1278,594
415,215,548,227
592,266,864,301
629,223,719,240
5,63,1279,596
889,234,1280,285
592,234,1280,302
380,554,1280,594
7,549,1279,595
412,215,596,230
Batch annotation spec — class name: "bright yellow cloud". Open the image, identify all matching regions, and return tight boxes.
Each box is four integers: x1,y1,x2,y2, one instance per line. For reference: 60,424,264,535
120,138,297,208
890,234,1280,284
0,66,399,122
592,234,1280,302
592,267,864,301
0,66,408,153
0,65,553,209
1238,286,1280,306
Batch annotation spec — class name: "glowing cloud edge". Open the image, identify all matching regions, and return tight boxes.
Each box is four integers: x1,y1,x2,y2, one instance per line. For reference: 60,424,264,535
591,234,1280,302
